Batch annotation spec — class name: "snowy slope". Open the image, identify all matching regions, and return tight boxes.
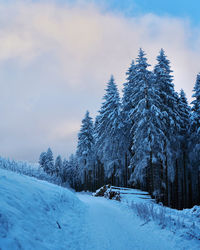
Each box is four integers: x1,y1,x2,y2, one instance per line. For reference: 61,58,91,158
0,169,199,250
118,186,200,242
0,168,86,250
78,194,200,250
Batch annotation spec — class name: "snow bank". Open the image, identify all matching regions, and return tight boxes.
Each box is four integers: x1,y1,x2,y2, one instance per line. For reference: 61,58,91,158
0,156,61,185
118,186,200,246
0,169,85,250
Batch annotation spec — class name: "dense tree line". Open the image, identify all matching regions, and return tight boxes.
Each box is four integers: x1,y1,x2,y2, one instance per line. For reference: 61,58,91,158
0,156,61,185
39,49,200,209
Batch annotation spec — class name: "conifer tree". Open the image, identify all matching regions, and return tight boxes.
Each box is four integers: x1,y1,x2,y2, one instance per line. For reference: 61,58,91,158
39,152,47,170
60,158,69,183
130,49,164,198
189,73,200,205
121,60,137,186
154,49,179,206
177,90,191,208
76,111,94,190
95,75,122,185
45,148,54,175
93,115,105,189
68,154,81,190
55,155,62,177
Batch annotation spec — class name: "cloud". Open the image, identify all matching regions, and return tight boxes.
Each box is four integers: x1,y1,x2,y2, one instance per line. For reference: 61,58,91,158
0,0,199,162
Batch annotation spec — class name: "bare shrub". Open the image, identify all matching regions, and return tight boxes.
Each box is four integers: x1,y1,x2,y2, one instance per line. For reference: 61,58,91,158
130,201,186,231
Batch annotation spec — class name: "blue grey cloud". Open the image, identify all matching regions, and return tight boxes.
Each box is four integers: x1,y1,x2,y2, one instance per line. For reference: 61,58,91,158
0,0,199,162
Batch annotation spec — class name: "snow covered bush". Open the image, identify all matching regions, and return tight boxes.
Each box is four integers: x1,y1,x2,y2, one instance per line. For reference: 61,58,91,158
130,201,182,229
130,201,200,240
0,156,61,185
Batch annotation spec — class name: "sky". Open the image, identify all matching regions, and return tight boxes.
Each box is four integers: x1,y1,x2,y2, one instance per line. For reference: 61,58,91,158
0,0,200,162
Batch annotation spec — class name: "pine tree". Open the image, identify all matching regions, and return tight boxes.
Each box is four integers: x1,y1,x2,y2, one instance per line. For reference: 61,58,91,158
129,49,164,198
76,111,94,191
191,74,200,129
95,75,122,185
122,60,137,137
177,89,191,208
121,60,137,186
60,158,68,183
45,148,54,175
38,149,54,175
55,155,62,177
93,115,105,189
154,49,179,206
39,152,47,170
189,73,200,205
68,154,81,190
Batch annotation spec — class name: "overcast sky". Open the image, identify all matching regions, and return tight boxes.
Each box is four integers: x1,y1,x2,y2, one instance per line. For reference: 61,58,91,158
0,0,200,162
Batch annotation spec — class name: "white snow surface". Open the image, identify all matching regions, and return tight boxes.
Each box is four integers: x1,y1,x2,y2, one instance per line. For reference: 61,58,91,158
0,169,199,250
0,169,86,250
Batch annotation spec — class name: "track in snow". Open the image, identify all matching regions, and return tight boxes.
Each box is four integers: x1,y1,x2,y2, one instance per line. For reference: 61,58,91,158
77,194,180,250
1,168,198,250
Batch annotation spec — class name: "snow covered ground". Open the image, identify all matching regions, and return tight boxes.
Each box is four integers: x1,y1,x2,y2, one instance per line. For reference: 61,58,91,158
0,168,86,250
116,186,200,245
0,169,199,250
79,193,200,250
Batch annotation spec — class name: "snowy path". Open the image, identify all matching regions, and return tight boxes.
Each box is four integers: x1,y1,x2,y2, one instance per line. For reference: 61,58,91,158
1,169,199,250
77,194,182,250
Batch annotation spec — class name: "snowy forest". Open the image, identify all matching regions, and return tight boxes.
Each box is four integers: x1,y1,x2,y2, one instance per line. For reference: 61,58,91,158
37,49,200,210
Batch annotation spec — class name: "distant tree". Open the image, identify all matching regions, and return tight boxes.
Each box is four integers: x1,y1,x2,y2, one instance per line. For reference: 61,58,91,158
60,158,69,183
68,154,81,190
55,155,62,177
39,152,47,170
45,148,54,175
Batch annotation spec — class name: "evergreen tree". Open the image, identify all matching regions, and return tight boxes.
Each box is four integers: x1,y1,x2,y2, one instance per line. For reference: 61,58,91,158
60,158,69,183
189,73,200,205
154,49,179,206
177,89,191,208
121,60,137,186
95,75,122,185
39,152,47,170
68,154,81,190
76,111,94,190
93,115,105,189
45,148,54,175
129,49,164,198
55,155,62,177
122,60,137,138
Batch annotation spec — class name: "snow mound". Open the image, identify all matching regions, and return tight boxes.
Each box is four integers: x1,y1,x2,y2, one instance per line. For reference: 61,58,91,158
0,169,86,250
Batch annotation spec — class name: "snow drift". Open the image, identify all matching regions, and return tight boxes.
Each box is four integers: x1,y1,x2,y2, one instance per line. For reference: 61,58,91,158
0,168,85,250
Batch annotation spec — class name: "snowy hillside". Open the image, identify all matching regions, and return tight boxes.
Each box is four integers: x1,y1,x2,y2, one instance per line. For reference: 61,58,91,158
0,169,86,250
0,169,200,250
